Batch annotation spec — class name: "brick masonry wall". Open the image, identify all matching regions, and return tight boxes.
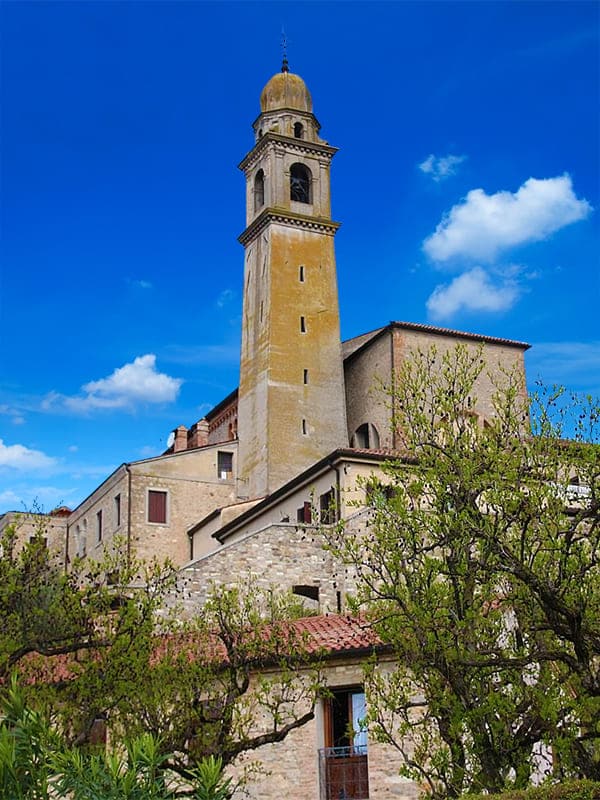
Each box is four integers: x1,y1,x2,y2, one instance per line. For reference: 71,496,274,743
225,661,417,800
0,511,68,566
181,521,365,615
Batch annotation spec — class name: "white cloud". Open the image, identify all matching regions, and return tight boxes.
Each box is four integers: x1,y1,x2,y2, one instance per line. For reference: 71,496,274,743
0,440,57,471
419,153,466,182
0,485,78,513
0,403,26,425
216,289,234,308
127,278,153,290
43,355,183,414
426,267,520,320
423,175,592,263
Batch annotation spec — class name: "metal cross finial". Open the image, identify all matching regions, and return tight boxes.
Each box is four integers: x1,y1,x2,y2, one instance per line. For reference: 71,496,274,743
281,27,289,72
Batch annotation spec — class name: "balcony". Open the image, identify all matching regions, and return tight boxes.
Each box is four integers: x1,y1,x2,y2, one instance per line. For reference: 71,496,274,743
319,746,369,799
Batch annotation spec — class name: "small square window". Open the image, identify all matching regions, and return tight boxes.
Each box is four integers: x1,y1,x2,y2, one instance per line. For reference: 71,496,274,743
218,451,233,480
148,490,168,524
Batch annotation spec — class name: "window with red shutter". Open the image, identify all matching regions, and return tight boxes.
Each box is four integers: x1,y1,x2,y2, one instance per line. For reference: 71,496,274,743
148,490,167,524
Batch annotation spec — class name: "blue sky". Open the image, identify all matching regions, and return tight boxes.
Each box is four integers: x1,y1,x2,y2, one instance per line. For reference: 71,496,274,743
1,0,598,513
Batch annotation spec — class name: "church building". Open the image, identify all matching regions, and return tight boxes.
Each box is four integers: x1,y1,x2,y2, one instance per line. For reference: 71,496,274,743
1,61,532,799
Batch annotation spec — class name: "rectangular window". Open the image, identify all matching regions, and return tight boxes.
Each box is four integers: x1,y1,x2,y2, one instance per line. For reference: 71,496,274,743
114,494,121,528
296,501,312,524
96,510,103,542
217,451,234,480
320,488,338,525
320,688,369,798
148,490,168,524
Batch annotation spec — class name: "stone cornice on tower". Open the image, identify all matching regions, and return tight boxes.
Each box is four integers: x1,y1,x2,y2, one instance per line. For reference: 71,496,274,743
251,110,323,133
239,132,337,173
238,208,341,246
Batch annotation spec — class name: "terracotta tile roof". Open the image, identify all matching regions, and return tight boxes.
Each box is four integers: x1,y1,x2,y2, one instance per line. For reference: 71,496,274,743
292,614,382,655
389,320,530,349
15,615,384,685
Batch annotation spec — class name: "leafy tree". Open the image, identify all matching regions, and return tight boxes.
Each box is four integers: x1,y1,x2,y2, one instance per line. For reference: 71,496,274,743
1,520,322,791
0,678,234,799
329,345,600,796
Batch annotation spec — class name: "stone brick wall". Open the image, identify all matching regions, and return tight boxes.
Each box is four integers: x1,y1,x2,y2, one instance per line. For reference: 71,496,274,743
0,510,68,566
344,326,528,453
66,468,128,563
183,522,347,614
63,443,238,570
128,445,238,566
225,660,416,800
345,329,393,449
392,327,527,428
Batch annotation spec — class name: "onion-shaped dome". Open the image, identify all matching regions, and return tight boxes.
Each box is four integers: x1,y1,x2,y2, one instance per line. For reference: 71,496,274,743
260,68,312,113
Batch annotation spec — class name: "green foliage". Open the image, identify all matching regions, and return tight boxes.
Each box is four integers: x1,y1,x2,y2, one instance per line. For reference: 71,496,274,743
1,520,321,790
191,756,234,800
466,780,600,800
0,678,235,799
0,674,60,799
329,345,600,797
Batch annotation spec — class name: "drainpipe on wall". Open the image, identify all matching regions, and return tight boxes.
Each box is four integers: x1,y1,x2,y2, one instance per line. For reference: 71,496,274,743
390,326,397,450
328,456,343,613
64,519,70,573
126,463,132,570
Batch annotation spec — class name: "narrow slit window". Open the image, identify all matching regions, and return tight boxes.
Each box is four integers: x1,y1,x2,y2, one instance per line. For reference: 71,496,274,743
303,369,308,384
254,169,265,211
299,265,305,282
300,316,306,333
302,419,307,435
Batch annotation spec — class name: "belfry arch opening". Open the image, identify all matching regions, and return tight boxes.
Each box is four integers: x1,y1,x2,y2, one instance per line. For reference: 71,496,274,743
254,169,265,211
290,162,311,204
351,423,380,449
293,121,304,139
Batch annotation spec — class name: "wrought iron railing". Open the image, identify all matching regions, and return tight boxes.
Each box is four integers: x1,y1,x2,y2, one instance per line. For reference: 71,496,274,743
318,746,369,799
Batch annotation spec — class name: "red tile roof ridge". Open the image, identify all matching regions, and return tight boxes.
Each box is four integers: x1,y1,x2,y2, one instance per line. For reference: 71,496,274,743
14,614,385,685
390,320,530,349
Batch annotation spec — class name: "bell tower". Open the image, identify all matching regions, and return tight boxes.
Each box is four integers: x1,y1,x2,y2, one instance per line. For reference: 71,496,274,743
237,61,348,499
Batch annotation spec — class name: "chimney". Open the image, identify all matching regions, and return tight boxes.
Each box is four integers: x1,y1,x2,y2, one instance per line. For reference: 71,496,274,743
172,425,188,453
188,418,209,449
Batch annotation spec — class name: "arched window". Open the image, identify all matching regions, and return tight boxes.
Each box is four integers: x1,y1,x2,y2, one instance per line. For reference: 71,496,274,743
352,422,380,449
290,162,311,204
293,121,304,139
254,169,265,211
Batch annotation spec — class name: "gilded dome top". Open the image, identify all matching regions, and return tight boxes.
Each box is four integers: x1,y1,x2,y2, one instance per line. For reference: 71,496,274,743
260,69,313,113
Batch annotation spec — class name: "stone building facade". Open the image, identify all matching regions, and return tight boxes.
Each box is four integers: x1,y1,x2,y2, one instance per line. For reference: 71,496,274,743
64,441,237,568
